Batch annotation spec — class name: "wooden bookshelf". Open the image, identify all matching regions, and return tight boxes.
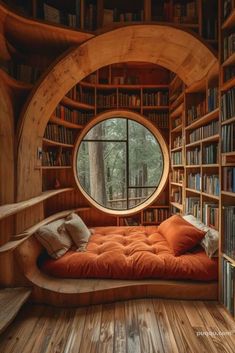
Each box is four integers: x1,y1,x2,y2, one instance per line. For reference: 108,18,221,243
0,188,74,221
219,0,235,318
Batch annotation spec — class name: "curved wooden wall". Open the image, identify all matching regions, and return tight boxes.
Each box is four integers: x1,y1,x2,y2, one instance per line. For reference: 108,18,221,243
17,24,218,202
0,74,14,205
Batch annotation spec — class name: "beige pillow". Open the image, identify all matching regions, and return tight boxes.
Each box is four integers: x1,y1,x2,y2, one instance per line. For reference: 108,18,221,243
64,213,91,250
183,214,219,258
35,219,73,259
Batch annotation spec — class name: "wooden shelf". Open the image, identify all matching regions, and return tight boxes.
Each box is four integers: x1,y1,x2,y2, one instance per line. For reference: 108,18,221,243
201,164,219,168
171,125,182,133
142,105,169,110
222,9,235,29
172,164,184,168
89,82,169,90
62,96,95,110
42,138,74,148
185,188,201,195
201,192,220,200
185,108,219,130
0,188,74,221
222,52,235,67
186,134,220,148
221,116,235,126
186,165,201,168
222,253,235,265
221,77,235,92
170,103,183,118
170,202,183,210
171,146,183,152
0,288,31,334
146,205,169,209
170,182,183,187
221,191,235,197
50,116,83,129
41,166,72,170
170,92,184,111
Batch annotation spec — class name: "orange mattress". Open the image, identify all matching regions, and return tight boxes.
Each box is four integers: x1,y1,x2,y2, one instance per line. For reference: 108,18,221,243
41,226,218,281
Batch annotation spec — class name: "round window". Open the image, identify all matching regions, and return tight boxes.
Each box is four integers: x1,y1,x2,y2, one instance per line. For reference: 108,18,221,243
74,111,169,215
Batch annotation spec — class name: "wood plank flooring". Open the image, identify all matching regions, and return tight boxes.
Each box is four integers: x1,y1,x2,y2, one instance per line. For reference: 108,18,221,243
0,299,234,353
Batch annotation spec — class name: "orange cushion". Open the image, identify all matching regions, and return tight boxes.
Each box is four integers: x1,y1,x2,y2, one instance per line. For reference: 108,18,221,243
41,225,217,281
158,215,206,256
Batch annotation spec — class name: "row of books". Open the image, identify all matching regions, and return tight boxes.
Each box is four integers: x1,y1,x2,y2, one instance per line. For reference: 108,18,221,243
172,117,182,129
97,93,117,108
171,188,182,204
6,63,41,84
187,99,207,125
118,93,141,108
187,173,201,191
142,92,169,106
224,66,235,83
171,151,182,165
44,124,75,145
203,143,218,164
172,135,182,149
172,169,184,184
223,0,234,20
43,1,97,30
188,119,219,143
154,0,198,23
221,87,235,121
77,91,95,106
221,123,235,153
55,105,93,125
143,208,169,223
223,167,235,193
202,202,219,229
223,206,235,259
103,8,144,25
42,150,72,167
223,33,235,62
207,87,219,112
222,257,235,316
186,197,200,218
203,174,220,196
146,112,169,129
186,147,200,165
202,18,218,41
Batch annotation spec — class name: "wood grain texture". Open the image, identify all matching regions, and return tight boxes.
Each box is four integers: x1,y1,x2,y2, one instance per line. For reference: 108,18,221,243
0,299,234,353
0,287,31,334
0,2,93,61
17,24,217,201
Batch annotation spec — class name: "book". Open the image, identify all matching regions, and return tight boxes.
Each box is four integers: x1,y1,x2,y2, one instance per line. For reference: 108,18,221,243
43,3,60,23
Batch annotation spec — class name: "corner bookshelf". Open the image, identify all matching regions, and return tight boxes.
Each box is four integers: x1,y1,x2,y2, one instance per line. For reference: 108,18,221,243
219,0,235,318
184,66,219,226
169,75,185,215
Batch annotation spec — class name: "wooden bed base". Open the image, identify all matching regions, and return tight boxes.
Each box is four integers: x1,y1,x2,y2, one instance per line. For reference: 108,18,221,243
16,237,218,307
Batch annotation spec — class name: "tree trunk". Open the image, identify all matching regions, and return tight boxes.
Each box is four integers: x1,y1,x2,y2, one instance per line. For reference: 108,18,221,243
88,124,107,206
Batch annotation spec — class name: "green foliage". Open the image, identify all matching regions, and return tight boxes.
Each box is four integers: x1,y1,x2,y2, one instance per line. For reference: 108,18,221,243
77,118,163,209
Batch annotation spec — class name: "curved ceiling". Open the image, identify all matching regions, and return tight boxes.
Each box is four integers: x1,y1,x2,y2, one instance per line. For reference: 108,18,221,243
16,24,218,201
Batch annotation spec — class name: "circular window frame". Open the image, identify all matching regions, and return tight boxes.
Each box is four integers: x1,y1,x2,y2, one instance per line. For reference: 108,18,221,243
73,110,169,216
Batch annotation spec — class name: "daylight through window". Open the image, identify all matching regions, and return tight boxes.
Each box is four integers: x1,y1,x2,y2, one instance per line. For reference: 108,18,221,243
76,117,164,211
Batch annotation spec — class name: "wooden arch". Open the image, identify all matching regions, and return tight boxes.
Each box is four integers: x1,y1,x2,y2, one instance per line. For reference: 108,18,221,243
17,24,218,201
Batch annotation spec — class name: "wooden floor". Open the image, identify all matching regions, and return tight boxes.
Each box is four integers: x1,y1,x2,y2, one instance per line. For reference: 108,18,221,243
0,299,234,353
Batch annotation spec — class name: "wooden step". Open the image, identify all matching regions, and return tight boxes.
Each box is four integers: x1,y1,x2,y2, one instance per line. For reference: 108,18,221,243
0,288,31,334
